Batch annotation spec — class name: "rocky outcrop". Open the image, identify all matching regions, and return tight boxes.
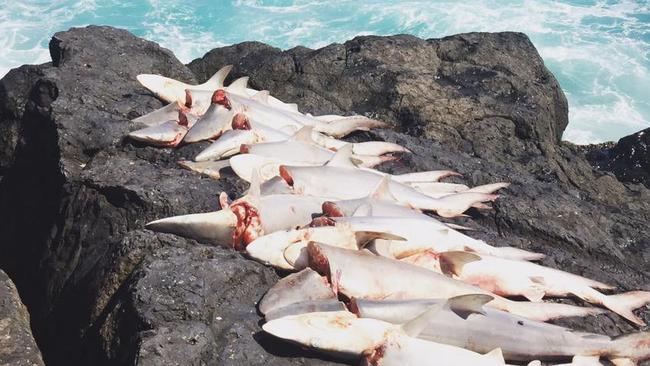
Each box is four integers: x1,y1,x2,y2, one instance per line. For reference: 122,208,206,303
0,270,45,366
0,26,648,366
584,127,650,188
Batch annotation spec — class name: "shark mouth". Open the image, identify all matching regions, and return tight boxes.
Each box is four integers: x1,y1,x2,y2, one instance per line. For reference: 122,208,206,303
230,201,263,251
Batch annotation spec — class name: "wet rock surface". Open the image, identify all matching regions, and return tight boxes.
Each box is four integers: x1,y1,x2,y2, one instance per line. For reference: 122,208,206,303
0,270,45,366
0,25,648,365
583,127,650,189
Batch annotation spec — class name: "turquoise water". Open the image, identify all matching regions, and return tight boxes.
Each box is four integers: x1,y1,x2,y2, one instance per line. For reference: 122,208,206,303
1,1,648,143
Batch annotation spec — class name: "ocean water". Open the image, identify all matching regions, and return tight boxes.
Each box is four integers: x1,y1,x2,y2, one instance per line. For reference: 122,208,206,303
1,1,648,144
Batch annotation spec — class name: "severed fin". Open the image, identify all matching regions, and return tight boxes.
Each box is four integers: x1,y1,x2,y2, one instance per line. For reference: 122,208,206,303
482,348,505,363
219,192,231,209
228,76,249,94
354,231,406,246
446,294,492,319
251,90,270,104
401,302,446,338
369,175,398,201
325,144,360,168
438,251,482,277
352,203,373,217
291,126,315,143
610,359,634,366
200,65,233,89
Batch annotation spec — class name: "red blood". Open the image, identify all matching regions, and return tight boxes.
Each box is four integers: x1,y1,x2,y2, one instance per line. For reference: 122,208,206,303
239,144,250,153
279,166,294,186
232,113,251,130
178,111,189,126
322,202,344,217
184,90,192,108
309,217,336,227
212,89,231,109
230,201,262,251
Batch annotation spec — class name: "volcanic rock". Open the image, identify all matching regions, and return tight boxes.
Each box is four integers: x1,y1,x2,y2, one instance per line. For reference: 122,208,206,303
0,25,648,366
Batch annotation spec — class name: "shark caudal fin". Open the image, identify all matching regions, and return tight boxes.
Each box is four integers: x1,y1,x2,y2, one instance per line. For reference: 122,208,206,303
609,331,650,366
199,65,233,90
571,287,650,326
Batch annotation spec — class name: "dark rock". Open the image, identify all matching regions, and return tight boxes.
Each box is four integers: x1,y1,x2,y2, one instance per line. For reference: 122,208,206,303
0,270,45,366
583,128,650,188
0,25,649,366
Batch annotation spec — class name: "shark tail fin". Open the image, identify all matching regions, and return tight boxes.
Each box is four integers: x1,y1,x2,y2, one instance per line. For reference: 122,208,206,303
609,335,650,366
200,65,233,89
572,288,650,327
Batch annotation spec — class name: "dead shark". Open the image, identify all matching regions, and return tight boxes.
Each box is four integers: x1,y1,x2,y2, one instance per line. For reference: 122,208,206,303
352,294,650,365
307,242,603,322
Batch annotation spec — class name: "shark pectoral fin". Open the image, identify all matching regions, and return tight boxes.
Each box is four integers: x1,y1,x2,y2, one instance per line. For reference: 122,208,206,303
522,284,546,302
251,90,270,103
247,168,262,199
369,175,398,201
482,348,505,363
438,251,482,277
200,65,233,89
354,231,406,246
325,144,358,168
400,302,446,338
446,294,492,319
366,239,394,258
228,76,249,93
291,126,315,143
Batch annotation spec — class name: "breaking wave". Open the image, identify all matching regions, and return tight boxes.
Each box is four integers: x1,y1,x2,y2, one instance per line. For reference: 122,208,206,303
1,0,648,143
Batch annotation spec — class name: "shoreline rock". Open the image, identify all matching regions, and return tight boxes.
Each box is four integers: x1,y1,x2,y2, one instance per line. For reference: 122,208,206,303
0,25,648,366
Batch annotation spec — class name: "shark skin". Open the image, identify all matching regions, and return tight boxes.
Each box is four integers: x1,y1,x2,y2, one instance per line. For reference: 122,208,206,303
258,268,337,316
263,310,513,366
330,216,544,261
145,185,327,250
352,295,650,365
277,152,497,217
245,225,403,270
435,251,650,326
307,243,604,322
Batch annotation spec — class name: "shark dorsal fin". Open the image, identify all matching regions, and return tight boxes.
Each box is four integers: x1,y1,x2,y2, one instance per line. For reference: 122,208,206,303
326,144,358,168
445,294,492,319
482,348,505,363
201,65,233,89
228,76,249,94
401,302,445,338
291,126,315,143
251,90,270,104
370,175,397,201
438,251,482,277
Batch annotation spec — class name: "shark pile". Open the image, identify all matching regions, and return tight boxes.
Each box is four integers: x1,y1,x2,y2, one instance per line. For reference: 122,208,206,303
129,65,650,366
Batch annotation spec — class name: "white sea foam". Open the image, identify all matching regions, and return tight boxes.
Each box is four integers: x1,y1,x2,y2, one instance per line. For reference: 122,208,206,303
1,0,648,143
